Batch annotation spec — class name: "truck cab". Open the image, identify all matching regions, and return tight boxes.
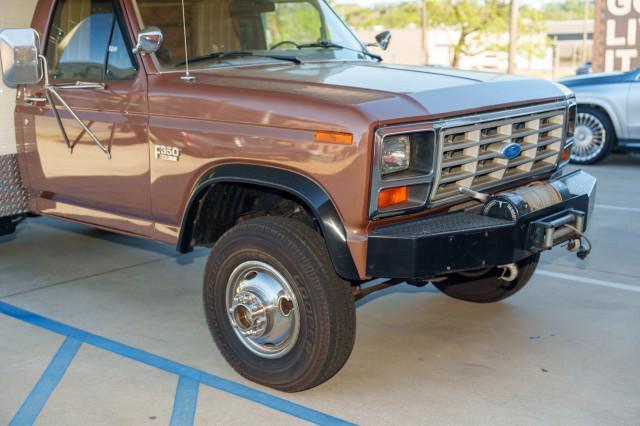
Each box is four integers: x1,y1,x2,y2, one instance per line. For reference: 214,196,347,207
0,0,596,392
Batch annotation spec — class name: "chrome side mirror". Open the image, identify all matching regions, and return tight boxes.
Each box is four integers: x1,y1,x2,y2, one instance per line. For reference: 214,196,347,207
0,28,43,88
132,27,163,55
375,30,392,51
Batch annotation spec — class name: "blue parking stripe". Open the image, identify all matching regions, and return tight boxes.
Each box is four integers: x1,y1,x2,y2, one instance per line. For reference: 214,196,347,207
0,301,355,426
10,337,82,426
170,377,199,426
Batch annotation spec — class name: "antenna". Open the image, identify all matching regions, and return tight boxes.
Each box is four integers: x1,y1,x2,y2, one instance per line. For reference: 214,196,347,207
180,0,195,81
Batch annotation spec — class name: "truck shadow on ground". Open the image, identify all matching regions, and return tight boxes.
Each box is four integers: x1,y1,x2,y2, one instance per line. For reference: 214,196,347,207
597,152,640,167
356,283,439,308
30,217,208,265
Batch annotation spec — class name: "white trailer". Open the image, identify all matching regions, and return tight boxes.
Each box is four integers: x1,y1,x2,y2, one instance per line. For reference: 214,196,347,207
0,1,37,234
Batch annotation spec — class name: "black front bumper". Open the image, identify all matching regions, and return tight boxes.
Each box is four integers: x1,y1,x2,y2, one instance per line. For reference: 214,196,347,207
366,170,597,280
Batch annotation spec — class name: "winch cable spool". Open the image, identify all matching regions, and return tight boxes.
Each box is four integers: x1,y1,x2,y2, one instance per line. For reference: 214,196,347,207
477,182,563,221
459,182,562,217
511,183,563,213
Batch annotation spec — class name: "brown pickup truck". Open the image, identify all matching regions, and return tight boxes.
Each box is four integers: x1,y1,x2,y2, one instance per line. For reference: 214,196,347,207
0,0,596,392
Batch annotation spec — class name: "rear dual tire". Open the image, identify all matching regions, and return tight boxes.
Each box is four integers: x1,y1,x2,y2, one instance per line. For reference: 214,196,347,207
0,215,23,237
203,217,356,393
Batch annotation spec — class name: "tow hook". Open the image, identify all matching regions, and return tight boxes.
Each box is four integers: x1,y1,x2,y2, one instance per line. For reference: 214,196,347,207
498,263,519,282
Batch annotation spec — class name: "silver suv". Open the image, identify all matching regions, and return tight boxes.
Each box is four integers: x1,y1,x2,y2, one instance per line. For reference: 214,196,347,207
560,68,640,164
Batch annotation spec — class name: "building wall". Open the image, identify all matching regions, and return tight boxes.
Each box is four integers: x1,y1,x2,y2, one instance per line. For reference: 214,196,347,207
0,0,39,155
593,0,640,72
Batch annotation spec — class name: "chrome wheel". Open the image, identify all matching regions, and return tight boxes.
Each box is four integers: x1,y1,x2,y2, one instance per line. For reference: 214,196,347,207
573,112,607,163
225,261,300,359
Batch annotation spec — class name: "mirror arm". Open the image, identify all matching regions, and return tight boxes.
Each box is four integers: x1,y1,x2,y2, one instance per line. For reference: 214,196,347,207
37,55,111,159
45,87,112,159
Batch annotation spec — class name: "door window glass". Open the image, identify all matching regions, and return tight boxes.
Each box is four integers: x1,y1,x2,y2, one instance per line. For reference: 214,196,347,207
46,0,136,81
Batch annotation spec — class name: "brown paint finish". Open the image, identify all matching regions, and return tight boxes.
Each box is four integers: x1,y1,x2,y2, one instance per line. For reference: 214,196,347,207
20,0,153,237
17,0,572,279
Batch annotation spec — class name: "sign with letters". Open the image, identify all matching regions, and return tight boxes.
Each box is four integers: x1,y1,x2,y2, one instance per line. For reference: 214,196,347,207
593,0,640,71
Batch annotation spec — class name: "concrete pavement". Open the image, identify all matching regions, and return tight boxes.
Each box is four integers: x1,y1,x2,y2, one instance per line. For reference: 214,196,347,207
1,154,639,425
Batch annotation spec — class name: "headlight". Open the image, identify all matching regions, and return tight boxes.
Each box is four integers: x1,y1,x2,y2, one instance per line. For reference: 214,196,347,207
371,130,436,219
381,135,411,176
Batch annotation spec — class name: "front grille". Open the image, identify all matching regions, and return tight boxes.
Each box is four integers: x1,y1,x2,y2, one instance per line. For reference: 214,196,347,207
432,108,566,202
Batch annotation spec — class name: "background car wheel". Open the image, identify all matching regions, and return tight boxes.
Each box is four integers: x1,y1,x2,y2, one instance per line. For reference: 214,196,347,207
203,216,356,392
571,106,615,164
433,254,540,304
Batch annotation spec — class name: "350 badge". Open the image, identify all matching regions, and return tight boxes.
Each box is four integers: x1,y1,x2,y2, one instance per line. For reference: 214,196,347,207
154,145,181,162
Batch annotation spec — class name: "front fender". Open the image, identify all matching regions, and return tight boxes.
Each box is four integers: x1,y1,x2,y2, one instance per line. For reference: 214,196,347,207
177,164,360,281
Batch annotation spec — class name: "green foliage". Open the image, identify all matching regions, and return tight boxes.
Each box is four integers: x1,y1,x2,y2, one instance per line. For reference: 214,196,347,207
337,2,421,30
534,0,594,20
264,3,323,45
334,0,590,66
335,0,593,31
425,0,510,66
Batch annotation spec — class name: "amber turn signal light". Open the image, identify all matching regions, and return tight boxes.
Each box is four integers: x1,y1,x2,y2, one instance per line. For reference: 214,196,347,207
378,186,409,209
561,145,573,162
314,131,353,145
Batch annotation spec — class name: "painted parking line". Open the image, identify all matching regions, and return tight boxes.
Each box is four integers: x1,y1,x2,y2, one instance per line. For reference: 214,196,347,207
0,301,354,426
595,204,640,213
170,376,199,426
10,337,82,426
538,269,640,293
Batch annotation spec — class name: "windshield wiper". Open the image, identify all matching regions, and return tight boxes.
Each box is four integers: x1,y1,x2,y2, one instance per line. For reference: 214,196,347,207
176,51,301,67
298,40,382,62
298,40,346,50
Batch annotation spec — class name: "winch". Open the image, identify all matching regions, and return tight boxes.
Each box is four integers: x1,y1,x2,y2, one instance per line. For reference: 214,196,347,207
459,182,592,261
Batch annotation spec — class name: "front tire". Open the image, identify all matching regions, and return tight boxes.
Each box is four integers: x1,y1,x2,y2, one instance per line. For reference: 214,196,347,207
433,254,540,304
571,106,615,164
203,216,356,392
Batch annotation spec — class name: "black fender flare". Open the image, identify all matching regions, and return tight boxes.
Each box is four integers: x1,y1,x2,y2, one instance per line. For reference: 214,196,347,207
177,164,360,281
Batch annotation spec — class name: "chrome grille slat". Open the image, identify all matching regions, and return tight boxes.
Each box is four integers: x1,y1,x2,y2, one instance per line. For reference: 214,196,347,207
442,140,479,152
432,108,566,203
441,156,478,168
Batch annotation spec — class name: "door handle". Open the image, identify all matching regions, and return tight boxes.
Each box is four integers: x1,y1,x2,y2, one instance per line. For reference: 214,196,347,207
25,95,48,105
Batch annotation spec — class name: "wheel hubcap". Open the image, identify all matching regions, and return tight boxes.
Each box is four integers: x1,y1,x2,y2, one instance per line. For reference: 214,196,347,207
226,261,300,359
572,113,606,162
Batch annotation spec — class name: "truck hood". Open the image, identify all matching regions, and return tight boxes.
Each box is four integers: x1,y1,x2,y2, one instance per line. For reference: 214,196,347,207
192,61,571,124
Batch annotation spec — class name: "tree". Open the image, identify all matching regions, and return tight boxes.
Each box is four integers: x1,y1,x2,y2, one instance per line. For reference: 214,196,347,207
426,0,510,68
334,0,561,69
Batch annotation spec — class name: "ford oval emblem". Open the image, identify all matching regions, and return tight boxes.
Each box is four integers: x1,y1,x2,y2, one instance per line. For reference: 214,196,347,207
501,143,522,160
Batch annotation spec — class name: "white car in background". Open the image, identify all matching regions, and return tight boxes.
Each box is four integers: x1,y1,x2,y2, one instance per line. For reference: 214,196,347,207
560,68,640,164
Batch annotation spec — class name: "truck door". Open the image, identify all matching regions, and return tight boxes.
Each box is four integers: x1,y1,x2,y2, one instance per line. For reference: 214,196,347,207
20,0,151,235
627,72,640,142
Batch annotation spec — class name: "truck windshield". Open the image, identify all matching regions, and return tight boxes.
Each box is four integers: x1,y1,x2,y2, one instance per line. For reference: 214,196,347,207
134,0,370,71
